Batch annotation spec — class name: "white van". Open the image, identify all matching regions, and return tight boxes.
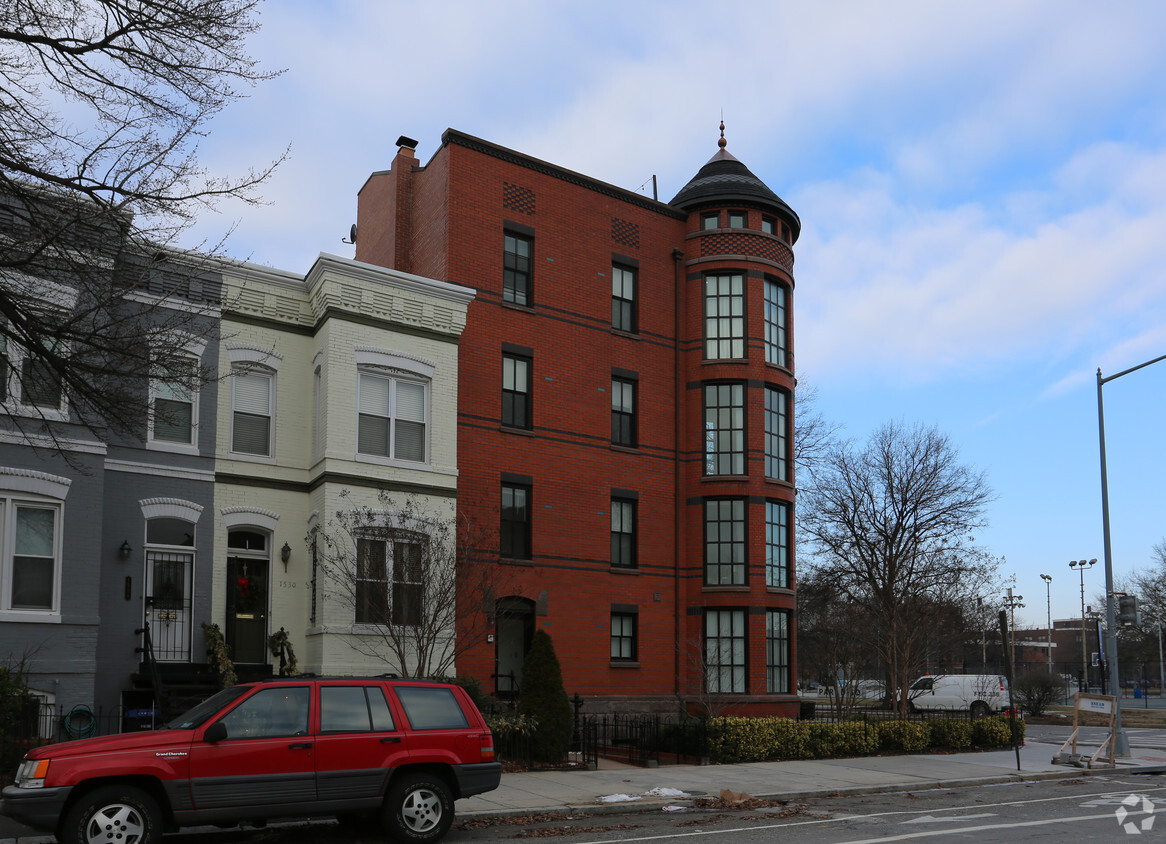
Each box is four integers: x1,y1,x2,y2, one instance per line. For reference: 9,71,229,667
907,674,1009,717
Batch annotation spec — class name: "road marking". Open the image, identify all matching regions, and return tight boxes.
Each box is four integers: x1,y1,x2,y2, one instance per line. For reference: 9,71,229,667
843,813,1122,843
902,813,997,823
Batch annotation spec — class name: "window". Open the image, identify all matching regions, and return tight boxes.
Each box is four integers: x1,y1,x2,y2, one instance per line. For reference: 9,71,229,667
610,497,636,568
320,685,396,733
501,353,531,429
503,232,532,306
761,216,775,236
358,373,427,462
355,536,425,626
150,356,198,446
611,264,636,333
391,540,423,627
395,685,471,730
701,212,719,230
501,482,531,560
705,609,745,693
767,610,791,694
764,386,790,482
218,686,310,739
766,500,791,589
728,210,746,228
231,368,273,456
2,501,59,613
704,382,745,476
20,346,61,409
704,499,745,586
704,273,744,359
611,612,637,661
764,278,788,368
611,377,636,447
312,366,322,461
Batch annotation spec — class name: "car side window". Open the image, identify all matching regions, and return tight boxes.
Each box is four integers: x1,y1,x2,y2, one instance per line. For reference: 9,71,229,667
912,678,933,692
320,685,396,733
394,685,470,730
217,687,310,739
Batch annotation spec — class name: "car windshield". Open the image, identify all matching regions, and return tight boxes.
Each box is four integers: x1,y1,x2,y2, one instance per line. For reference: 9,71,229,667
165,686,251,730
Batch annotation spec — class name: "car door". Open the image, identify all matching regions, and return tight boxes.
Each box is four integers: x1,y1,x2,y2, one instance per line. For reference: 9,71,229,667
314,683,411,803
188,685,315,810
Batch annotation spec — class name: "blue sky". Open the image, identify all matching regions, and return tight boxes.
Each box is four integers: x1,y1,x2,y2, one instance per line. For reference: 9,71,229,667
180,0,1166,626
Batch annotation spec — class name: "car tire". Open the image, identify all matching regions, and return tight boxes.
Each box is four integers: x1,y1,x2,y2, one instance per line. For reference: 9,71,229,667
383,772,454,843
970,701,991,719
60,784,162,844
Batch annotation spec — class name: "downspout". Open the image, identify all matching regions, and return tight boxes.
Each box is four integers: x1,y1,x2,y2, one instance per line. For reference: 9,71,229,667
672,246,685,698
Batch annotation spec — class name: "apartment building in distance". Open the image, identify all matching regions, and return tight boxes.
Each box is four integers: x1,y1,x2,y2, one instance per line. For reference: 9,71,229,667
354,128,801,715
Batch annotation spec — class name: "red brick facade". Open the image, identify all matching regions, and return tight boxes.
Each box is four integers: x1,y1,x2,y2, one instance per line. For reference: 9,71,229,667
355,131,800,716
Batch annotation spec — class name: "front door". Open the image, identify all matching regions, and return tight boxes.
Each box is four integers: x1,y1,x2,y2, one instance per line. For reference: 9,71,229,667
145,549,193,661
226,555,269,664
494,597,534,699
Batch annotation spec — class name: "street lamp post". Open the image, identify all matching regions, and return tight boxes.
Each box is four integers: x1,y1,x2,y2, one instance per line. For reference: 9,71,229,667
1040,574,1053,673
1070,559,1096,691
1004,587,1025,670
1097,354,1166,758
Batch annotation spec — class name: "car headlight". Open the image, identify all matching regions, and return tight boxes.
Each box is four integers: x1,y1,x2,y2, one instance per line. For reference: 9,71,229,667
15,758,50,788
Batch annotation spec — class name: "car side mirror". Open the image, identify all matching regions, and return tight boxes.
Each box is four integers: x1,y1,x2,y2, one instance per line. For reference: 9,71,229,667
204,722,227,743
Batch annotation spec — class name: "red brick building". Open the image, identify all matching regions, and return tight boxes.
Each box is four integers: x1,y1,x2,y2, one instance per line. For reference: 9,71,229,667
354,128,800,716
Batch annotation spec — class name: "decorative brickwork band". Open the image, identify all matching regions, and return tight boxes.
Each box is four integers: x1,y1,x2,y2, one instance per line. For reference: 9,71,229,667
503,182,536,215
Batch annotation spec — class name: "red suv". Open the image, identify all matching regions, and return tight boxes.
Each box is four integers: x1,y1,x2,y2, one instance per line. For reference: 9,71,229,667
1,677,500,844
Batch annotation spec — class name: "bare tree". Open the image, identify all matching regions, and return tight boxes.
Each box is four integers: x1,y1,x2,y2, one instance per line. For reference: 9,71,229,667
792,377,841,481
314,491,506,680
799,421,996,714
0,1,285,449
796,569,880,718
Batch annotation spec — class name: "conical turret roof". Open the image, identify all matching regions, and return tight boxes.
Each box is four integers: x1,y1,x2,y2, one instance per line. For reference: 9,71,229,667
670,136,800,242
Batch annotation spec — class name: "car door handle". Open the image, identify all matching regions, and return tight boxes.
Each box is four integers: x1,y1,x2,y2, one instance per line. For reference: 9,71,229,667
288,742,312,750
380,736,402,744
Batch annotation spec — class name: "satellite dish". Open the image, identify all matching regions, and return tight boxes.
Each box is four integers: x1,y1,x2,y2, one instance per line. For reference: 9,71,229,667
343,223,357,245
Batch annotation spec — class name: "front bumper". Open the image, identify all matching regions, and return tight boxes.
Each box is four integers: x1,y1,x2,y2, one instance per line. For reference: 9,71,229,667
1,784,73,832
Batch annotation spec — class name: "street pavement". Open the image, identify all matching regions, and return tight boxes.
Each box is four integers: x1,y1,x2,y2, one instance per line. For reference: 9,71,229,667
4,738,1166,843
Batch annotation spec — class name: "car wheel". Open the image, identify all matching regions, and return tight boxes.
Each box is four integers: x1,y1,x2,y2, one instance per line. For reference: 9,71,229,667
60,785,162,844
383,773,454,843
970,701,991,719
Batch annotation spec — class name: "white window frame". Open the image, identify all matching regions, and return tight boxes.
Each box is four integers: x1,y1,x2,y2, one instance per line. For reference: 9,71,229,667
230,365,276,459
148,352,202,454
356,371,430,465
0,497,64,621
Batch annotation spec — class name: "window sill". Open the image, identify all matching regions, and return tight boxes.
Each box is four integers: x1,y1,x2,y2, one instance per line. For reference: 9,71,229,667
610,329,640,340
500,557,534,567
766,586,795,596
610,444,639,454
226,450,277,465
354,452,433,471
147,439,201,456
765,477,795,490
699,358,748,366
500,425,536,436
610,661,640,669
701,585,750,593
2,402,69,423
0,610,61,623
500,301,535,313
700,474,749,482
610,565,639,574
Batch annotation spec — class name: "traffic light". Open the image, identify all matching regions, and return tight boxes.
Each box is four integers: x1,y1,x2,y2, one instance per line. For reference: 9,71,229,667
1118,594,1140,626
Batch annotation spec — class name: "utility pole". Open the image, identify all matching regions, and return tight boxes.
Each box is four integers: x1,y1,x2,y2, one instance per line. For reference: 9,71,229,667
1040,574,1053,673
1004,588,1025,670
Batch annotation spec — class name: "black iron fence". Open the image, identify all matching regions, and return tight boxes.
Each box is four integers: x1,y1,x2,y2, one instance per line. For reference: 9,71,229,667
0,703,159,775
578,714,711,769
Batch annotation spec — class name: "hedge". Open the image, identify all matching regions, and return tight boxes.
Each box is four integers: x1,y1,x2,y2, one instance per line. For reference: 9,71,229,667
706,715,1024,764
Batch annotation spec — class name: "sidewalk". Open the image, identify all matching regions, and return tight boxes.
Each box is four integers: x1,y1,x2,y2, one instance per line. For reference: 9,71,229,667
456,739,1166,817
5,741,1166,843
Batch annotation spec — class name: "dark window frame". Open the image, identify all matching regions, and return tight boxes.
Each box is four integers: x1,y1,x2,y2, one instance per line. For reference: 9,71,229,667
704,381,745,476
766,499,791,589
610,496,637,568
611,611,638,661
501,482,532,560
501,352,532,430
703,273,745,360
764,277,789,369
705,608,746,694
766,609,791,694
503,231,533,306
701,212,720,230
727,210,747,229
611,376,636,447
611,263,637,333
764,385,790,482
704,498,746,586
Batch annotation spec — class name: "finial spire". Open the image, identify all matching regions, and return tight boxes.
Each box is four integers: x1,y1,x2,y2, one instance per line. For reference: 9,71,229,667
718,117,727,149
